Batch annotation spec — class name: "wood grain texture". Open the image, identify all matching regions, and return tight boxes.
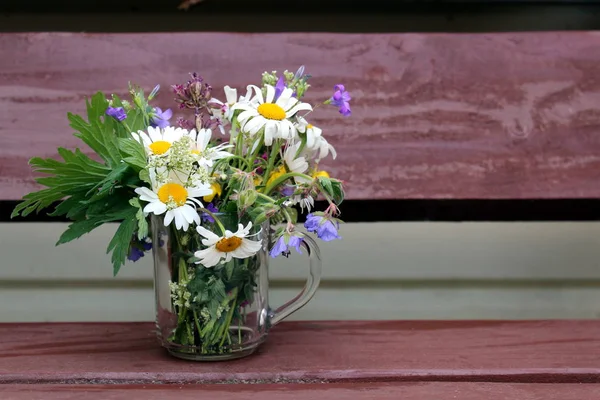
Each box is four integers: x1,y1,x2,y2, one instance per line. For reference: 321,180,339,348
2,383,600,400
1,321,600,384
2,32,600,200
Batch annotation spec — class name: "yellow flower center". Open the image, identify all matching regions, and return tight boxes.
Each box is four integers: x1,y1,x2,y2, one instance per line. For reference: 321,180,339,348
215,236,242,253
191,149,201,155
157,183,188,207
203,182,222,203
257,103,286,121
149,140,171,155
313,170,330,179
307,124,314,129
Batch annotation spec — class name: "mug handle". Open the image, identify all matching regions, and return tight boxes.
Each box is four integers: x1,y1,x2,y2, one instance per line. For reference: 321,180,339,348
269,234,322,325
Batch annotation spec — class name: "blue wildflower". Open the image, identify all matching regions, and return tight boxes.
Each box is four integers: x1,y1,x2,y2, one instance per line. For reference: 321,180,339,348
201,203,219,224
329,84,351,117
151,107,173,128
304,213,342,242
128,246,145,262
127,238,153,262
269,233,304,258
105,106,127,121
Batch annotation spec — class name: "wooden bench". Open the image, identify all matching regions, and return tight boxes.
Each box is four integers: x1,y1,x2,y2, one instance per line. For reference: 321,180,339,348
1,321,600,398
2,0,600,397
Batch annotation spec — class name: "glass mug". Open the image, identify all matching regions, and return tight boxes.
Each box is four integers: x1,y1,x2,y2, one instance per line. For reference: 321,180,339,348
152,213,321,361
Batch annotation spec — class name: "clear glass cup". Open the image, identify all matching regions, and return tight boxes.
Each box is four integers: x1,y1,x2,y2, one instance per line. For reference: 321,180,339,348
152,213,321,361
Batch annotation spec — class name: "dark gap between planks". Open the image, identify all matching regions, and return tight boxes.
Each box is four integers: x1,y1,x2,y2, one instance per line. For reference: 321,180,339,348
2,2,600,32
3,199,600,222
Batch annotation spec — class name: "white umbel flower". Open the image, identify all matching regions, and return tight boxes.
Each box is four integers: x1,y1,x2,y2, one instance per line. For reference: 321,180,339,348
131,126,191,157
231,85,312,145
135,181,211,232
194,222,262,268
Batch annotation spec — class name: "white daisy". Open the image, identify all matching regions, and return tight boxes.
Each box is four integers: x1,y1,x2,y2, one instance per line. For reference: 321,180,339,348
135,181,212,232
283,142,311,184
194,222,263,268
189,128,233,167
296,117,337,162
231,84,312,145
131,126,191,157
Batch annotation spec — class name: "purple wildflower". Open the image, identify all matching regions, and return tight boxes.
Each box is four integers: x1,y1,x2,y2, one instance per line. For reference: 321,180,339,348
274,76,286,101
105,106,127,121
201,203,219,223
269,235,288,258
269,234,304,258
151,107,173,128
288,235,303,253
128,246,145,262
280,185,295,197
329,84,351,117
304,213,342,242
127,237,153,262
176,117,196,130
172,72,213,110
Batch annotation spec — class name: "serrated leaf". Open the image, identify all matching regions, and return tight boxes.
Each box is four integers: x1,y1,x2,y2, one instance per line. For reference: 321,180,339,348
107,208,138,276
86,162,129,200
211,279,227,300
56,216,106,245
119,137,147,171
139,169,151,184
129,197,149,240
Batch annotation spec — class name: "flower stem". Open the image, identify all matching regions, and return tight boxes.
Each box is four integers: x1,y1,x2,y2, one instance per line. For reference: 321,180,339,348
199,208,226,234
263,139,282,188
263,172,313,196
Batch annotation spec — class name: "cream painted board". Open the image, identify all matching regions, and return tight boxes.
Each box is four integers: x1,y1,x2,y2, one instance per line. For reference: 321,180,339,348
1,286,600,322
2,222,600,281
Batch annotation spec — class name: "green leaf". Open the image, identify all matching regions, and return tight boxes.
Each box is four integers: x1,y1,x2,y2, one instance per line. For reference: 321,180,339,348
106,207,138,276
126,108,147,133
129,198,149,240
86,162,129,200
11,188,65,218
119,137,147,171
68,92,122,168
56,216,106,245
330,179,345,205
318,177,334,197
139,169,151,185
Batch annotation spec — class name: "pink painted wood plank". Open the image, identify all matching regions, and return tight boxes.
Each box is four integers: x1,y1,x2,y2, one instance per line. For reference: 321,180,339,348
2,32,600,200
2,383,600,400
1,321,599,384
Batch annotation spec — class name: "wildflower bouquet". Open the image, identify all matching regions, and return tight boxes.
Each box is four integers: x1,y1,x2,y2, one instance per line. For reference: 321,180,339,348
12,66,351,358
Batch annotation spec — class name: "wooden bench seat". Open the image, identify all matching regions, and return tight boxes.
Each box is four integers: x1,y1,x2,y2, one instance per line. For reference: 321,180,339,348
1,321,599,398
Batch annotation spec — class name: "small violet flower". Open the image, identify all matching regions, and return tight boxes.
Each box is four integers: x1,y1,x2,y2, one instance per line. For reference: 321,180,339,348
270,233,304,258
151,107,173,128
304,213,342,242
127,239,153,262
105,106,127,121
274,76,286,101
201,203,219,224
329,84,351,117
